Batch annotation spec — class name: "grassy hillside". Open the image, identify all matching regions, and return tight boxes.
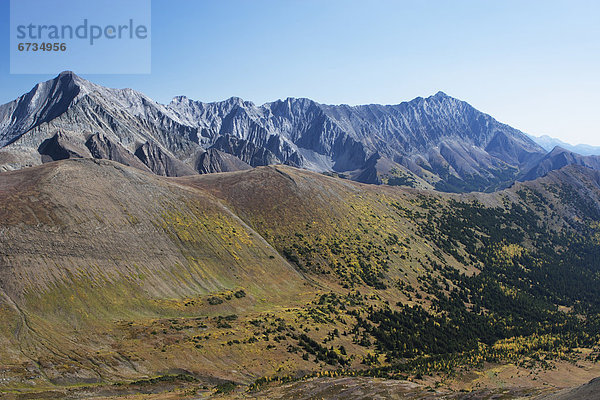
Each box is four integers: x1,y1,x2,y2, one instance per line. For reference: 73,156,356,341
2,160,600,398
0,159,308,389
181,165,600,390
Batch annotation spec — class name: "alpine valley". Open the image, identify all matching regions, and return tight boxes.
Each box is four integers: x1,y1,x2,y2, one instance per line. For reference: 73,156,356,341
1,73,600,399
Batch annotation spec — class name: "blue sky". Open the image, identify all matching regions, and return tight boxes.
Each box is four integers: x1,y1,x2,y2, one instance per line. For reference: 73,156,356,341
1,0,599,145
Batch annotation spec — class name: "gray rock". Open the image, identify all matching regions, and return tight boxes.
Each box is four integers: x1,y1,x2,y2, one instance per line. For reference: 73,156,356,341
38,131,90,162
193,148,252,174
6,72,593,192
134,141,197,177
85,132,151,172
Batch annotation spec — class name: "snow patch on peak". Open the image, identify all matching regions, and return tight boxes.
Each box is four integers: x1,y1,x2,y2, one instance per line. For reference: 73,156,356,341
170,95,190,104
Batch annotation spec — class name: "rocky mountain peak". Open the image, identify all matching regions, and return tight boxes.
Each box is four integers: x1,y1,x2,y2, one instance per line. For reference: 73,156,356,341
170,95,190,104
432,90,450,98
53,70,97,94
1,73,593,192
548,145,570,155
0,72,90,147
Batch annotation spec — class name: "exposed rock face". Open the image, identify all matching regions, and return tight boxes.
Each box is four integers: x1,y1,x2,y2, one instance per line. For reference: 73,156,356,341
38,131,90,162
0,72,205,174
2,71,598,191
85,132,150,172
210,134,281,167
193,148,252,174
351,152,432,189
0,71,81,148
134,141,197,177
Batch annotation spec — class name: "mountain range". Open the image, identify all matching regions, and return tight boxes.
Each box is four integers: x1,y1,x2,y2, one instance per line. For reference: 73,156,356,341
530,134,600,156
3,72,600,397
2,71,599,193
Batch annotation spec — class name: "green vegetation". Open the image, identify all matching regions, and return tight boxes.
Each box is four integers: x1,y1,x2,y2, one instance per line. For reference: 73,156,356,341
229,167,600,383
341,186,600,377
382,168,419,188
298,334,348,366
129,373,197,386
208,296,224,305
215,381,236,394
4,162,600,396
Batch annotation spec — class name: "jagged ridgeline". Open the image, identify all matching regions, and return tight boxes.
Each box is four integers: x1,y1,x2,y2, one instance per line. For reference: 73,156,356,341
1,158,600,394
5,71,600,194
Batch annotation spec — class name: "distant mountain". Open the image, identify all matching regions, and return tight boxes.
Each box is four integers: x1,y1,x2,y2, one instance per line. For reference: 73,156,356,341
3,71,596,192
519,146,600,182
530,134,600,156
167,91,547,192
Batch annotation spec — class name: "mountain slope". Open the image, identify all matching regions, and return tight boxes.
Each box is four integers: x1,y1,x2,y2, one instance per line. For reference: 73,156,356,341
0,71,81,148
520,146,600,181
2,159,600,396
541,377,600,400
0,72,552,192
193,148,253,174
0,158,306,386
0,72,203,175
168,92,547,191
